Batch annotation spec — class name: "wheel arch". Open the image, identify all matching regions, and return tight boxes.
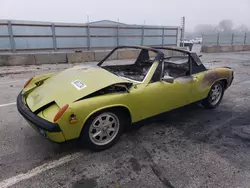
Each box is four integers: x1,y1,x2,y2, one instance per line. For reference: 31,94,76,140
203,78,227,100
210,78,228,90
80,104,132,136
219,79,228,89
202,78,226,109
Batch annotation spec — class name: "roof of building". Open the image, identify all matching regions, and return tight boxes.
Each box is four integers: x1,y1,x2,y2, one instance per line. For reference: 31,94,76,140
0,19,180,28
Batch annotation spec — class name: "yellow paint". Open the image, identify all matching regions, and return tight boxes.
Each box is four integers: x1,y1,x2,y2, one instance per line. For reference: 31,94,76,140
20,62,233,142
46,131,66,143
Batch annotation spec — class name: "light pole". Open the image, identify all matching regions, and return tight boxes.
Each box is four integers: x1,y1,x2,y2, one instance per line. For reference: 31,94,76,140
181,16,185,47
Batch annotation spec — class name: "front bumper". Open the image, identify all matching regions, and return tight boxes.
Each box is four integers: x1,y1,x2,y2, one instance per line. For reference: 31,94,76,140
17,92,65,143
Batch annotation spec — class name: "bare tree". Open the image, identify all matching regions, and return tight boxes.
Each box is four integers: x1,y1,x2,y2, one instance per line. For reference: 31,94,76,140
189,20,248,38
237,24,249,32
218,20,233,32
194,24,219,34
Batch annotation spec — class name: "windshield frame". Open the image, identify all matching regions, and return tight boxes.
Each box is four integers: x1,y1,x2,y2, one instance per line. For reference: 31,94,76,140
97,46,161,66
97,46,163,84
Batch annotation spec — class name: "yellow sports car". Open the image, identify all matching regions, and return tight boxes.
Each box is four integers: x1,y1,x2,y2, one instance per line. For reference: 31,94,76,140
17,46,234,151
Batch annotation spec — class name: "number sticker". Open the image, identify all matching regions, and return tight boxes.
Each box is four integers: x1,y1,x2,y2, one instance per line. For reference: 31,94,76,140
71,80,86,90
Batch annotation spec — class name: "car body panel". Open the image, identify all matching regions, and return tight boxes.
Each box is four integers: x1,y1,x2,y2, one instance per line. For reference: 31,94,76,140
25,65,131,112
189,67,233,103
46,131,66,142
22,72,57,94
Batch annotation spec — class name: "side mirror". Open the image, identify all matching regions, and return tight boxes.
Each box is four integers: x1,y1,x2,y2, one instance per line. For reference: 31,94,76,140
162,75,174,83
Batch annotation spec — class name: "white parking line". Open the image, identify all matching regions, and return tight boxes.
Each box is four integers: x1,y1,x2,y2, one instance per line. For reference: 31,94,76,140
0,102,16,108
0,152,82,188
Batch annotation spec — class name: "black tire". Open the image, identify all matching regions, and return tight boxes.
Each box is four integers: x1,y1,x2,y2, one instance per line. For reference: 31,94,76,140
80,109,126,151
202,81,225,109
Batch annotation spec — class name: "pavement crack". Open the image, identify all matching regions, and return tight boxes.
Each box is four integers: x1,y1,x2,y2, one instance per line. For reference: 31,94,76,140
138,139,176,188
150,165,175,188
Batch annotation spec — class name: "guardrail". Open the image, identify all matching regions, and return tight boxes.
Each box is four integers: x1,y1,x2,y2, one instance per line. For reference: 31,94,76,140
202,33,250,46
0,20,180,52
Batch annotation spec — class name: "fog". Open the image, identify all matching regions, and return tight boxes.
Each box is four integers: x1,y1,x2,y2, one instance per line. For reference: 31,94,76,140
1,0,250,31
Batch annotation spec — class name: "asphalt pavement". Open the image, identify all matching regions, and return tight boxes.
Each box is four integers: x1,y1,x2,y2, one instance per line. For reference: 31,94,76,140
0,48,250,188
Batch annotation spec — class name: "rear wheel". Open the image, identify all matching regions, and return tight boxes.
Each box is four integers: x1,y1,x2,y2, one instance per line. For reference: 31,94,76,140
202,81,224,109
80,109,125,151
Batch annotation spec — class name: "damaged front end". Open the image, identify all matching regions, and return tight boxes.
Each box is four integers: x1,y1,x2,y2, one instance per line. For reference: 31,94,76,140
17,92,66,143
77,82,133,101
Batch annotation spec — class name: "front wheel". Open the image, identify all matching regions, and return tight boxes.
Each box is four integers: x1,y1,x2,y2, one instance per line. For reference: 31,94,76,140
80,110,125,151
202,81,224,109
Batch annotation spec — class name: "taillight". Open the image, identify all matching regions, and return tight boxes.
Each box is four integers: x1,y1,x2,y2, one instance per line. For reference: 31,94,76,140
53,104,69,122
24,77,33,88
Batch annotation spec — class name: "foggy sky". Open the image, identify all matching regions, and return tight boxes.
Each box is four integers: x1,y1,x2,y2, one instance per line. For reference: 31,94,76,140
1,0,250,31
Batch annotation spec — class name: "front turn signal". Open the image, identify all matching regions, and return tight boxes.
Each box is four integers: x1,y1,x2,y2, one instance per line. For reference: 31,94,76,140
24,77,33,88
53,104,69,122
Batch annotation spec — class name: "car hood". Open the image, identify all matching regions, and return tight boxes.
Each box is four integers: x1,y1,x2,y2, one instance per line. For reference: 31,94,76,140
26,65,131,112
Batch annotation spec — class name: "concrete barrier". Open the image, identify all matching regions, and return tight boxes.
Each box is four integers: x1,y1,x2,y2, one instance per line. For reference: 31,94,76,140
0,47,191,66
35,54,67,64
243,45,250,51
220,46,233,52
6,55,36,66
0,55,8,66
67,51,94,63
232,45,244,52
117,50,139,60
94,50,110,61
201,46,220,53
201,44,250,53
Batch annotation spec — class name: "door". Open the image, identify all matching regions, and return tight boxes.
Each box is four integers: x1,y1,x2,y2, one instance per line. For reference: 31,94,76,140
138,78,192,120
188,55,209,103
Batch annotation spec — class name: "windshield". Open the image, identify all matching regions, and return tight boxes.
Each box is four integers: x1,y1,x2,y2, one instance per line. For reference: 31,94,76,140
99,47,157,82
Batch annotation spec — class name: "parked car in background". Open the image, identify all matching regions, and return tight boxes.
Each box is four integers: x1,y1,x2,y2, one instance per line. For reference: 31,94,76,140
180,39,193,51
191,38,202,44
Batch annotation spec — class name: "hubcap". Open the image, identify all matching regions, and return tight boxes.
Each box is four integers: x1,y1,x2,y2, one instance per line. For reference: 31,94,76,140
209,84,222,105
89,112,119,146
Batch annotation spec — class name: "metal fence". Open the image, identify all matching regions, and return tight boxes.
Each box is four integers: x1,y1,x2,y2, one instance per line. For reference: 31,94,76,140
0,20,180,52
202,33,250,46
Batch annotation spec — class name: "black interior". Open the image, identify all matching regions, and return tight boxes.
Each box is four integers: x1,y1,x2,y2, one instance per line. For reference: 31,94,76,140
101,47,194,82
102,49,155,82
163,56,190,78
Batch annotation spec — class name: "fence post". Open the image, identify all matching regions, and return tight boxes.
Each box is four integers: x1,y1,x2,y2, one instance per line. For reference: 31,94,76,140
244,33,247,44
231,33,234,45
175,29,179,47
51,23,57,51
117,24,119,47
162,27,164,47
201,33,204,46
7,21,16,52
217,33,220,46
87,24,90,50
141,26,144,46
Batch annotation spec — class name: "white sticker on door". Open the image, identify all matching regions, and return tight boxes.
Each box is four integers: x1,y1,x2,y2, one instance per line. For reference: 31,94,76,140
71,80,86,90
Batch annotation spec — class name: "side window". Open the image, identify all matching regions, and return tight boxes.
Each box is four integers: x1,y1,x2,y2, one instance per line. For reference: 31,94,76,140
150,61,163,83
163,56,190,79
191,57,206,74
